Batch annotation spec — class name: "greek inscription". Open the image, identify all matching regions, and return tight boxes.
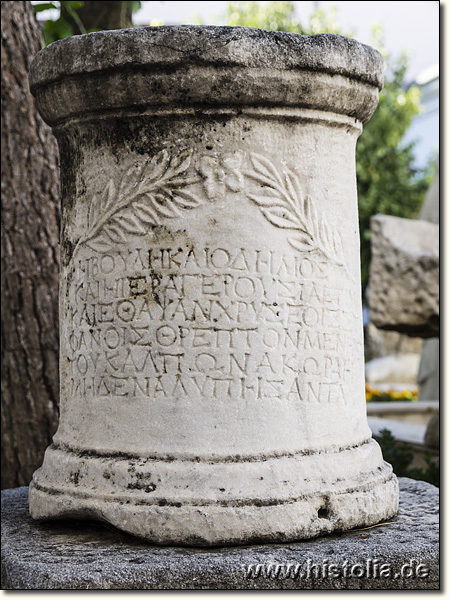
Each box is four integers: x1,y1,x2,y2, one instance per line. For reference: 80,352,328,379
64,244,360,406
72,149,351,276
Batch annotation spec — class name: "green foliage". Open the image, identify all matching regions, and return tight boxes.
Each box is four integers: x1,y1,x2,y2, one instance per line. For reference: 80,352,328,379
33,1,142,45
410,454,440,488
33,2,60,12
127,1,142,13
225,1,300,32
378,428,439,487
223,1,432,294
377,428,414,477
34,1,85,44
224,1,344,34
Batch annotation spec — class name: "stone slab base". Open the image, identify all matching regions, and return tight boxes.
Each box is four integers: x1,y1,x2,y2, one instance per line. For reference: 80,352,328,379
1,478,439,590
28,440,399,546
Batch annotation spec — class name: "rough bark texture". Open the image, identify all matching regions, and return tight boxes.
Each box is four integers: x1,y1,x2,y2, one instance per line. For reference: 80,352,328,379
1,1,60,489
61,1,133,34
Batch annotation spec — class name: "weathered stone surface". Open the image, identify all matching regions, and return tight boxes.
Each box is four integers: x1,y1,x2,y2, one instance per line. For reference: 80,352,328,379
419,159,439,226
418,338,439,401
417,162,439,400
424,413,439,449
29,26,384,125
1,480,439,589
368,215,439,338
28,26,397,545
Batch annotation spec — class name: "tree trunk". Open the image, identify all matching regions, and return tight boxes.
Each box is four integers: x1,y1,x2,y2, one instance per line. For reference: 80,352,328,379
1,1,60,489
61,1,133,34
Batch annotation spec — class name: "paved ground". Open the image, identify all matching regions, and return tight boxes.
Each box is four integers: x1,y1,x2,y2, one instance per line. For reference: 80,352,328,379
1,478,439,590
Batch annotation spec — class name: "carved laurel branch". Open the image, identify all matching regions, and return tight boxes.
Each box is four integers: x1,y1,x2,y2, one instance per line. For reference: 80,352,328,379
244,153,349,272
72,149,201,257
73,149,350,277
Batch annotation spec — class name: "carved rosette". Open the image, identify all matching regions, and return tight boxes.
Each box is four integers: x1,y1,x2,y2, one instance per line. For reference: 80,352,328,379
73,149,350,277
29,26,398,546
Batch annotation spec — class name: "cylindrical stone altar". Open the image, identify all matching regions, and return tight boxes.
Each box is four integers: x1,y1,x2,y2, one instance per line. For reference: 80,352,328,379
29,26,398,546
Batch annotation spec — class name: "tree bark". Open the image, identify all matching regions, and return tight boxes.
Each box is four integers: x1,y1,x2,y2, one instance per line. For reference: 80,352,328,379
1,1,60,489
61,1,133,34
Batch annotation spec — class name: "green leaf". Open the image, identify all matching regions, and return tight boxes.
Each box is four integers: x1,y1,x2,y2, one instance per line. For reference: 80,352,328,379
127,1,142,13
64,2,86,34
42,17,74,44
61,1,84,8
33,2,58,13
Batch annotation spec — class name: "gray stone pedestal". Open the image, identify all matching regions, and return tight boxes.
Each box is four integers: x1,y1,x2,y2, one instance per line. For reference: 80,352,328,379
1,478,439,589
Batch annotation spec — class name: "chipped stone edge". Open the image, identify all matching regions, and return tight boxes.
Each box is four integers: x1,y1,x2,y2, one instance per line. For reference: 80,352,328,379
29,27,384,91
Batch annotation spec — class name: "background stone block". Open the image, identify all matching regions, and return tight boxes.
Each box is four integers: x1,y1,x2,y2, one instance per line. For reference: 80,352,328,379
368,214,439,338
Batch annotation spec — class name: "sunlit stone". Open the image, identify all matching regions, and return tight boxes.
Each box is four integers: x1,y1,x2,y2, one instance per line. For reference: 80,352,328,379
28,26,398,545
